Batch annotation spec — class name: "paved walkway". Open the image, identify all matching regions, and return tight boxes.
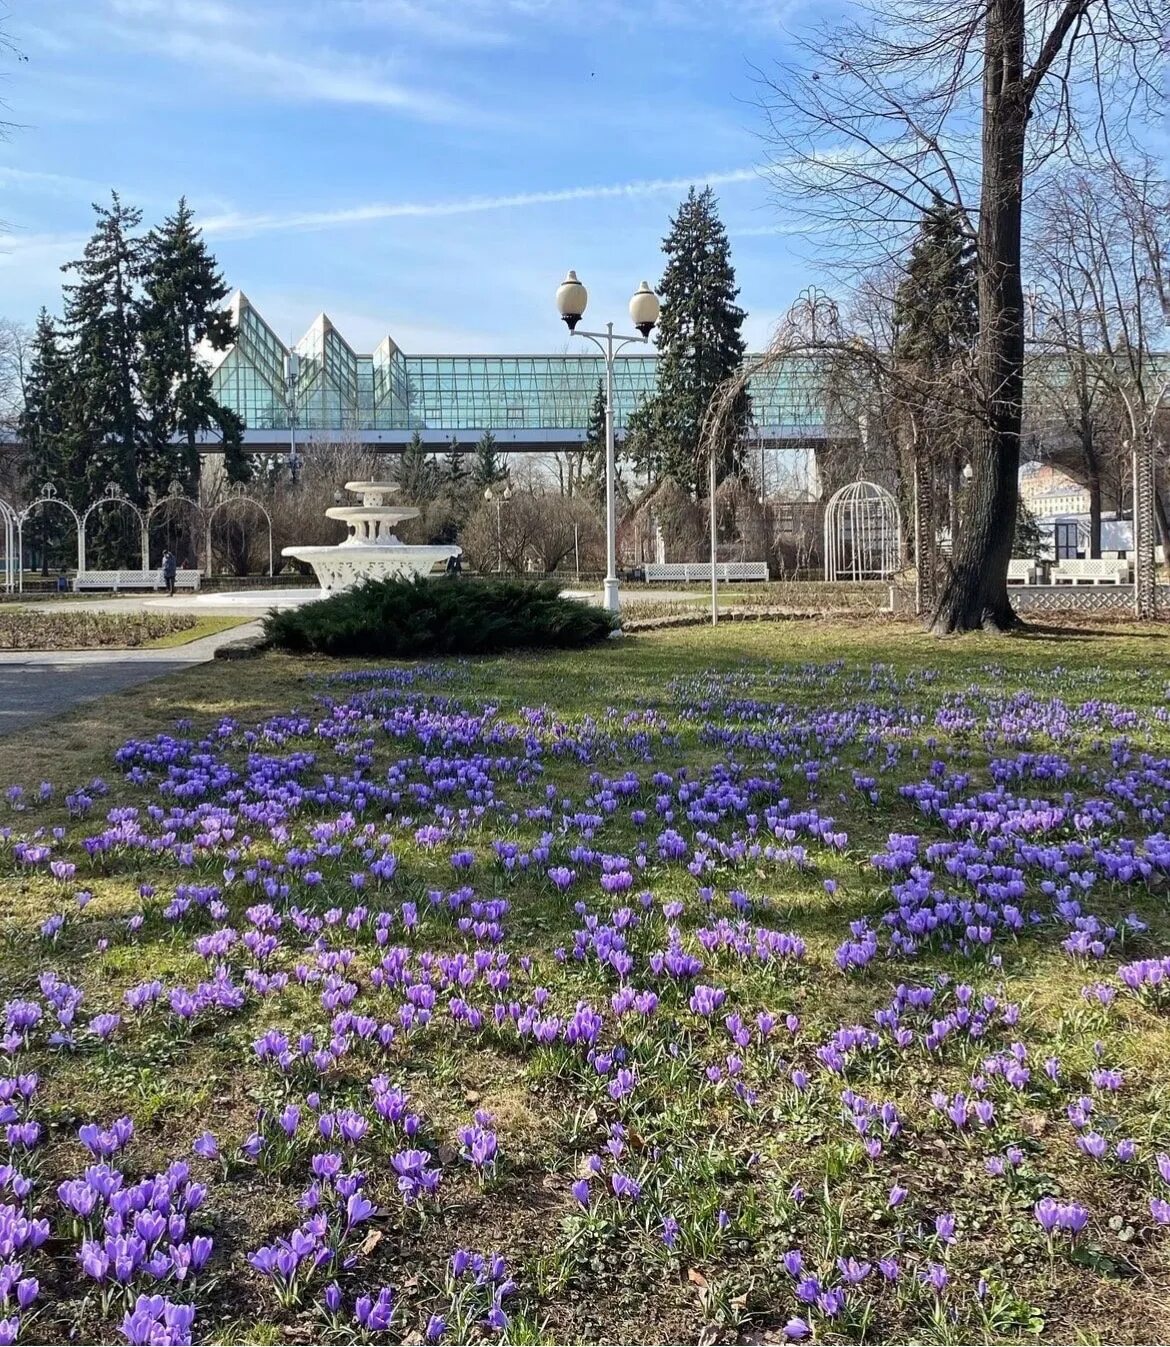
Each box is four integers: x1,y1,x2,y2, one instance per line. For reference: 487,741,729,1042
0,583,734,738
0,622,262,738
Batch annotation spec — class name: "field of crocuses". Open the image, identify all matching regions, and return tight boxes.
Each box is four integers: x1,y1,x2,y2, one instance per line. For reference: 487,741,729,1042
2,621,1170,1345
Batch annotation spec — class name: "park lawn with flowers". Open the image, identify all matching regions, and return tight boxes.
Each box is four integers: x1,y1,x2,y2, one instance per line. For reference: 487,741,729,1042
2,619,1170,1345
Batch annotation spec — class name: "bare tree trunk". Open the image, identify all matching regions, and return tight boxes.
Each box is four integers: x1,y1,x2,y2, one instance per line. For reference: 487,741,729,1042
1155,483,1170,556
931,0,1026,633
1086,457,1102,560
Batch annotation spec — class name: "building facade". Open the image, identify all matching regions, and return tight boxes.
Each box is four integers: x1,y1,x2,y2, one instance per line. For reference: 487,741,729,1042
1018,463,1092,517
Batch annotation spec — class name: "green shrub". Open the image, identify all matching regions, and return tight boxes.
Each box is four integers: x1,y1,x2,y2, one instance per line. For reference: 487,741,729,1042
262,576,618,657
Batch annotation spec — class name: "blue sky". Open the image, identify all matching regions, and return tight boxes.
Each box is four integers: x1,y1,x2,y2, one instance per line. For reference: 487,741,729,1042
0,0,819,355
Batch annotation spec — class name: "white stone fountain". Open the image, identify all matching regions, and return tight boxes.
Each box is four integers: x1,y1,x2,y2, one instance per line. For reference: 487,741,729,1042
282,481,461,595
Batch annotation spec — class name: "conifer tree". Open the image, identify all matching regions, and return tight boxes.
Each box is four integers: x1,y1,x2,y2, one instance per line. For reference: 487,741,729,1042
1012,498,1044,561
61,192,145,510
139,197,243,494
892,199,978,546
470,429,508,491
583,381,607,507
892,199,977,369
18,311,73,572
626,187,748,494
444,436,467,493
393,429,438,501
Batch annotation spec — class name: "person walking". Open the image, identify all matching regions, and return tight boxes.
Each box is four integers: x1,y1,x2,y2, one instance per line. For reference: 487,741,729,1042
161,549,178,597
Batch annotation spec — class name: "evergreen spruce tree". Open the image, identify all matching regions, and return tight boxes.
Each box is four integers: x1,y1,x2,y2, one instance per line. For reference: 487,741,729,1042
393,429,438,501
892,198,978,551
1012,498,1044,561
444,436,467,494
219,405,251,484
626,187,748,494
470,429,508,491
139,198,242,495
583,381,607,507
892,198,977,368
61,193,146,513
18,310,73,573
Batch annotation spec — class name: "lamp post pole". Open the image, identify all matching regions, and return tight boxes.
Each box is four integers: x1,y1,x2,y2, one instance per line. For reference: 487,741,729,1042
485,485,511,573
556,273,660,615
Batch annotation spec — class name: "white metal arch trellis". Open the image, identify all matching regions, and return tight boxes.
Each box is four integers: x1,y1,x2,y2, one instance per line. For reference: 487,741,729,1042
146,488,204,568
205,488,274,577
80,483,148,572
0,497,18,594
16,485,83,594
823,479,902,584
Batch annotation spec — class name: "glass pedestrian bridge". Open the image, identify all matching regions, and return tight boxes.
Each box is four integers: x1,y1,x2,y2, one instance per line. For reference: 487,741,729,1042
206,293,836,451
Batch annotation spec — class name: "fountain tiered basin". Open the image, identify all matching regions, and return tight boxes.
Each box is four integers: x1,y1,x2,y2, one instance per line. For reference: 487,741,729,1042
282,481,461,595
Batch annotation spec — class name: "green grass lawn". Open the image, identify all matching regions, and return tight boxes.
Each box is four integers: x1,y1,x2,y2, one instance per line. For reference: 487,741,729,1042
1,618,1169,1345
143,616,251,649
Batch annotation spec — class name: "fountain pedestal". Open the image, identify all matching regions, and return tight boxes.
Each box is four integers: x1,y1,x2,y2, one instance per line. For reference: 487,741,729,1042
281,481,461,595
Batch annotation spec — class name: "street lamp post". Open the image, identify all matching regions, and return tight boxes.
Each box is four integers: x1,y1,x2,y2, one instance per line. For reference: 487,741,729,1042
283,351,302,484
556,271,660,614
484,485,512,572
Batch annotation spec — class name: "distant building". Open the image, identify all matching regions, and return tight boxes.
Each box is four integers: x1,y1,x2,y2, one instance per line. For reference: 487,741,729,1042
203,291,833,461
1019,463,1090,517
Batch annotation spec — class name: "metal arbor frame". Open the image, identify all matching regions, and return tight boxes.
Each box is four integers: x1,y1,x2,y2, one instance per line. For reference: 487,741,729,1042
823,479,902,584
80,483,148,573
145,488,204,568
0,498,17,593
15,486,83,593
1131,439,1158,620
912,451,939,615
204,486,274,578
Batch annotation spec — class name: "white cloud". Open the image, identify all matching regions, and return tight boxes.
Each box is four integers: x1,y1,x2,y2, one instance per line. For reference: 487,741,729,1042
106,0,244,22
201,168,761,239
127,29,461,120
329,0,514,48
0,167,111,199
0,230,88,264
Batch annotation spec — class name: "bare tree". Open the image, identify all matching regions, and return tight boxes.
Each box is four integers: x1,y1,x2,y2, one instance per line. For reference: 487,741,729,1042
201,433,378,574
460,490,604,575
1027,178,1130,556
760,0,1166,632
1027,160,1169,584
0,318,29,431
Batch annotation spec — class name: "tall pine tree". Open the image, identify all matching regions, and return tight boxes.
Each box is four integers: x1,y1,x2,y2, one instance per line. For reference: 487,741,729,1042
18,311,73,573
61,193,146,510
139,197,244,495
443,436,467,494
892,198,978,548
582,380,607,508
19,310,71,490
393,429,438,501
892,199,977,369
627,187,748,494
470,429,508,491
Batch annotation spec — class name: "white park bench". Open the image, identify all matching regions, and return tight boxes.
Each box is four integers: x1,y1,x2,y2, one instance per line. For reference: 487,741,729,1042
1007,560,1038,585
1051,559,1130,586
73,569,202,593
643,561,769,583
